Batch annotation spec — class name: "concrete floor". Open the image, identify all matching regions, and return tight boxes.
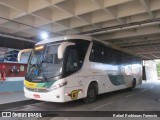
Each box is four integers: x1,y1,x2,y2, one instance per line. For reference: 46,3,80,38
1,80,160,120
0,92,28,105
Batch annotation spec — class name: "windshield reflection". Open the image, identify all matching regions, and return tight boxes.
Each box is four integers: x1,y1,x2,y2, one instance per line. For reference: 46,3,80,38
26,44,63,82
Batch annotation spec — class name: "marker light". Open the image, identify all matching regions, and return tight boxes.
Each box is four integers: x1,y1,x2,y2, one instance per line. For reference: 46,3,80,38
35,46,44,50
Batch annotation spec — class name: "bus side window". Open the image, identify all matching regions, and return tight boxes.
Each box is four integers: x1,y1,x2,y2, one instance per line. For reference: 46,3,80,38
105,47,116,65
89,42,105,63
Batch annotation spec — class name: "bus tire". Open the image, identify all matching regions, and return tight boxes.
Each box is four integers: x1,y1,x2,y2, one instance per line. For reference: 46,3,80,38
129,78,136,90
83,82,98,103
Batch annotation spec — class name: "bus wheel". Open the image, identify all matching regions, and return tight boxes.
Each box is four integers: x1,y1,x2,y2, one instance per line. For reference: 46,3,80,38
128,79,136,90
132,79,136,89
83,83,97,103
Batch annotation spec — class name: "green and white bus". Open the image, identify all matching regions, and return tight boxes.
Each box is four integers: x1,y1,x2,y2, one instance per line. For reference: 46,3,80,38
18,35,142,103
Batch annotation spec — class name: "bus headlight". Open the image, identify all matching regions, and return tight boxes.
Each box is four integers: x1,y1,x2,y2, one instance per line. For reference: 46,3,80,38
48,81,67,91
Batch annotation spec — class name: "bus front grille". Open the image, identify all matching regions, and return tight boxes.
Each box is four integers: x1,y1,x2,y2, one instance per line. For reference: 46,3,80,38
26,87,49,92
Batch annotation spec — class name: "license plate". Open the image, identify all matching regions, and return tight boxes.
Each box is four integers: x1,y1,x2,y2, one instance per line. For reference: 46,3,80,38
33,94,40,98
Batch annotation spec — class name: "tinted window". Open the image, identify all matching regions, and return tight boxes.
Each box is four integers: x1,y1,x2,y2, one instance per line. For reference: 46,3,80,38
90,42,105,63
105,48,117,64
63,40,90,77
66,50,79,73
89,41,141,66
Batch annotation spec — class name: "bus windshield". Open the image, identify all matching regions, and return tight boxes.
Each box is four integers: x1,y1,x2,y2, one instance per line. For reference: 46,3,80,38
26,43,63,82
25,39,90,82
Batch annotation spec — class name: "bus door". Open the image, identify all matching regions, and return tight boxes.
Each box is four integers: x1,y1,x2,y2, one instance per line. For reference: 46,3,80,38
64,47,83,88
64,47,85,100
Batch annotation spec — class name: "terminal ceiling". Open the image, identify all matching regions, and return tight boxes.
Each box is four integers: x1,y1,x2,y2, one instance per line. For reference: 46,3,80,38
0,0,160,59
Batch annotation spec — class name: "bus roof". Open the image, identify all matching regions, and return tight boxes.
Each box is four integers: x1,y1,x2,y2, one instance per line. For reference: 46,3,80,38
36,35,92,45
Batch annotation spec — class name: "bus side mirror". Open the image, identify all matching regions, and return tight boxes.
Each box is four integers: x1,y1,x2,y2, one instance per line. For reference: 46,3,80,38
58,42,75,59
18,49,33,62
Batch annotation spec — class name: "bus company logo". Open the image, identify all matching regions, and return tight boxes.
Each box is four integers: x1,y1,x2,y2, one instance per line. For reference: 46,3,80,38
2,112,11,117
70,89,81,100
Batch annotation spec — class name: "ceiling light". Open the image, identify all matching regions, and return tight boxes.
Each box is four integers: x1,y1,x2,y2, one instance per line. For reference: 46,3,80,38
41,32,48,40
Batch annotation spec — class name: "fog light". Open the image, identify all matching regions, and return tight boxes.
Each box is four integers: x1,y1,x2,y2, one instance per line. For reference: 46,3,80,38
56,95,60,98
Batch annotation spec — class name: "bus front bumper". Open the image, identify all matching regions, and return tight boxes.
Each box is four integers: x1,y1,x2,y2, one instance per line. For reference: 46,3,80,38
24,87,66,103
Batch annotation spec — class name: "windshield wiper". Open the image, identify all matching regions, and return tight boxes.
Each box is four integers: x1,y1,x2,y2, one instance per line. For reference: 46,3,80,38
39,66,49,82
44,74,61,80
42,54,54,63
27,56,43,80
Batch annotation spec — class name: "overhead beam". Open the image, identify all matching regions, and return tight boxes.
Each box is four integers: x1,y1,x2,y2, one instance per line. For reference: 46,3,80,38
91,0,126,23
137,51,160,54
117,39,160,47
0,0,28,12
149,54,159,59
0,32,36,43
94,25,160,41
55,0,75,15
139,0,154,19
121,43,160,48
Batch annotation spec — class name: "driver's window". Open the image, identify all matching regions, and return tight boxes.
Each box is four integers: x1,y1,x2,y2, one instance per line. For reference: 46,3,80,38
66,50,79,75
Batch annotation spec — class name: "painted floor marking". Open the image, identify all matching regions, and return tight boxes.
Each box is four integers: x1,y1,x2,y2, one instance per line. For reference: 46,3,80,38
92,102,113,111
125,93,135,98
141,89,147,92
149,86,154,89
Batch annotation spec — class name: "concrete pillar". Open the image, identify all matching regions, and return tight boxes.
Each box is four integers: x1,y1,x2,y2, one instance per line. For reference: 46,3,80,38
143,60,158,81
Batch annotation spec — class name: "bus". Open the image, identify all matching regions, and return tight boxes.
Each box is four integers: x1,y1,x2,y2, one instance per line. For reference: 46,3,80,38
18,35,142,103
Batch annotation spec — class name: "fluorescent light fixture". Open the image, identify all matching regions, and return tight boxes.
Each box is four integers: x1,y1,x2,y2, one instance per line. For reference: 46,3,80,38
41,32,48,40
